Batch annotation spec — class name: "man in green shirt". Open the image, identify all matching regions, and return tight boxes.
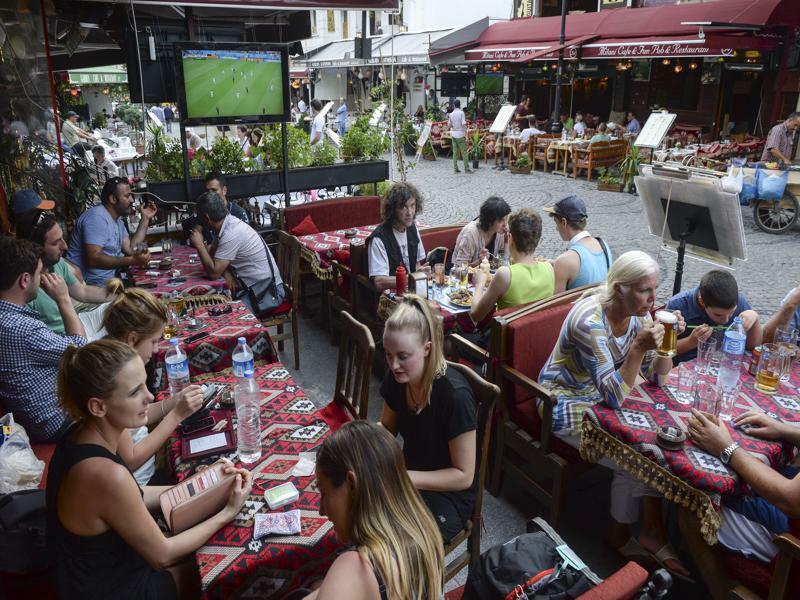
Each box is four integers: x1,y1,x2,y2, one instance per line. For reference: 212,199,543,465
22,212,117,338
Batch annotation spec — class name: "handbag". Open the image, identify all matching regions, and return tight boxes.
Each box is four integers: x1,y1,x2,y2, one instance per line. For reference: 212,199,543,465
231,234,287,318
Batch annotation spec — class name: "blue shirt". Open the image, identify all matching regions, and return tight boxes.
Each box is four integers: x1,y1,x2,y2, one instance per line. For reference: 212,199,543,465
0,300,85,441
626,118,641,134
336,103,347,126
782,287,800,332
667,286,752,360
66,204,129,286
567,239,612,290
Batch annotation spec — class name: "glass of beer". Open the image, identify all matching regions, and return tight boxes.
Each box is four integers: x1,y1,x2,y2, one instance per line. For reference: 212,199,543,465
655,310,678,357
458,262,469,290
169,295,186,317
755,343,785,394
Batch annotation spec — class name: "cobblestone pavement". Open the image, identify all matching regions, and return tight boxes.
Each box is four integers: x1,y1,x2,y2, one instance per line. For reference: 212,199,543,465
404,157,800,317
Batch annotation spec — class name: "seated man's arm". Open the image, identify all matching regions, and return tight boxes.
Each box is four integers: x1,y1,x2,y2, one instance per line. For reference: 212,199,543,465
68,278,115,304
764,287,800,343
41,273,86,339
85,243,136,270
368,238,396,293
190,229,230,279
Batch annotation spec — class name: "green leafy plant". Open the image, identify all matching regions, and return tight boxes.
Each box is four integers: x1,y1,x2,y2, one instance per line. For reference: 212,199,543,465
465,97,478,121
310,140,338,166
619,143,641,192
425,104,446,122
468,131,484,161
376,180,393,196
204,135,247,174
515,153,531,169
341,115,390,162
114,103,144,130
143,123,184,182
261,124,312,169
597,166,622,185
91,112,107,130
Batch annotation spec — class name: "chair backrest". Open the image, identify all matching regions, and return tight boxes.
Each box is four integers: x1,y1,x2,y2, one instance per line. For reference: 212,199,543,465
420,225,463,256
334,311,376,420
274,230,300,303
281,195,381,232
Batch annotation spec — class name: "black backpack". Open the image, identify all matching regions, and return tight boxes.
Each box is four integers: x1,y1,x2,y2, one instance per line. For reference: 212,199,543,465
0,489,51,574
463,518,600,600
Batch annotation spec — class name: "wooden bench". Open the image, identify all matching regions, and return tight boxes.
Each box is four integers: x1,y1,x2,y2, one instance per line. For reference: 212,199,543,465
571,139,628,180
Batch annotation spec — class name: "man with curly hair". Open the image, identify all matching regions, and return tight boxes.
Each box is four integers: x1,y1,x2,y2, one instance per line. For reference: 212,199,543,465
367,182,428,293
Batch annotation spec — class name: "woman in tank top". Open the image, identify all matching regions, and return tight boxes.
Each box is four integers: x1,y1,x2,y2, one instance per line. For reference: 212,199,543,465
46,339,252,599
470,208,555,323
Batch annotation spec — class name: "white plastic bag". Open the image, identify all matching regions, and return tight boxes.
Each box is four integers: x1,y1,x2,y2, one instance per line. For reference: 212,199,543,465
720,166,743,194
0,414,45,493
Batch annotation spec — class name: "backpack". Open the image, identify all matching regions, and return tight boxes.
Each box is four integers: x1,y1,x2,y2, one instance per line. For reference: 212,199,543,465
463,518,601,600
0,489,51,574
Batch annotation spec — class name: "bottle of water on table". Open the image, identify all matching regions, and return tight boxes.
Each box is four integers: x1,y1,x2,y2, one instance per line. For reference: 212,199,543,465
235,371,261,464
165,338,190,397
232,337,254,380
716,317,746,420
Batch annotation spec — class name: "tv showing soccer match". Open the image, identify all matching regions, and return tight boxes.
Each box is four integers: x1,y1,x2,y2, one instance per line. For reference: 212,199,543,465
176,43,290,125
475,73,504,96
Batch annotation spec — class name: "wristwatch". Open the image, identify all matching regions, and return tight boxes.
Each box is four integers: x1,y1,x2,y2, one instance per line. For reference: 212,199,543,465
720,442,740,465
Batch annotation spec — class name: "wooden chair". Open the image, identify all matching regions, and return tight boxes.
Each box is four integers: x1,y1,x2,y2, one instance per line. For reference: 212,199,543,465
729,533,800,600
332,310,375,420
532,134,560,172
326,260,352,344
443,360,500,583
264,230,300,370
571,139,628,180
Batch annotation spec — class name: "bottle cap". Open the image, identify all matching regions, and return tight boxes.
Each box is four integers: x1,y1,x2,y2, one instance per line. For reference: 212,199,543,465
237,336,246,344
169,338,179,345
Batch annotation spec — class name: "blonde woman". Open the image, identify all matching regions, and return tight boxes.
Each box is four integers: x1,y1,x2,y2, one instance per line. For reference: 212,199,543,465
538,250,691,580
47,339,251,599
102,288,204,485
301,420,444,599
380,294,477,543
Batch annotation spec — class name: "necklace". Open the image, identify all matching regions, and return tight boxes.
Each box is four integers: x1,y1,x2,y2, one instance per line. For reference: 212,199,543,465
406,385,427,414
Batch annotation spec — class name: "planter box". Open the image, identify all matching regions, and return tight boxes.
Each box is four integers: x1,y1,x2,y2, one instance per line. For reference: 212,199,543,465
509,165,532,174
597,182,624,192
145,161,389,204
471,159,480,169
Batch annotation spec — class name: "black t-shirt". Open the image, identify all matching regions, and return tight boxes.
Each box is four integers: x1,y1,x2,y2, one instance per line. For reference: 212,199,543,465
381,367,478,511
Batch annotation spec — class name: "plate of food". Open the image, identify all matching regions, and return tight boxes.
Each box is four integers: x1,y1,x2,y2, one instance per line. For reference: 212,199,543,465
448,289,473,307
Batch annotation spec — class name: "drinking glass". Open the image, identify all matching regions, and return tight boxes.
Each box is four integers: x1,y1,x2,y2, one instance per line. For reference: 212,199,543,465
707,349,722,378
458,262,469,290
133,241,148,255
655,310,677,357
694,380,719,415
162,238,173,257
696,337,719,375
755,343,785,394
717,384,739,422
433,263,446,300
675,362,696,405
774,326,798,382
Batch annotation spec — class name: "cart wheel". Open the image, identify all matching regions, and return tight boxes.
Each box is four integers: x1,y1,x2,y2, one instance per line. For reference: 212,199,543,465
753,192,799,234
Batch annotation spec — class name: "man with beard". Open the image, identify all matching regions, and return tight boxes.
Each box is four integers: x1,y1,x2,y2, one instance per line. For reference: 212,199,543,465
14,208,119,338
0,237,85,441
67,177,156,285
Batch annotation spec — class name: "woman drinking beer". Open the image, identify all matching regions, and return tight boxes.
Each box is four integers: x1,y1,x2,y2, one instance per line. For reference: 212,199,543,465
538,251,692,581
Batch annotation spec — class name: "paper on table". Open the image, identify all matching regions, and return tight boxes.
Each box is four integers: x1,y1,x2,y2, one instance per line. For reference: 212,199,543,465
291,452,317,477
148,246,163,254
189,432,227,454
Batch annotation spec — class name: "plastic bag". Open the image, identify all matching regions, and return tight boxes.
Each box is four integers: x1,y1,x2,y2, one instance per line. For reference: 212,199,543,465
740,170,758,205
721,166,743,194
756,167,789,200
0,414,45,493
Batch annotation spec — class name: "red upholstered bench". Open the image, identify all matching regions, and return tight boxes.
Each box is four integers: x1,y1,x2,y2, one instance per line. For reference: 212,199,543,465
726,522,800,600
33,443,55,489
281,195,381,234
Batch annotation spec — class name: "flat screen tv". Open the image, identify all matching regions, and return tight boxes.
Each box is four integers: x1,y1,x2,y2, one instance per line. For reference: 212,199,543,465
475,73,504,96
440,73,470,97
176,43,290,125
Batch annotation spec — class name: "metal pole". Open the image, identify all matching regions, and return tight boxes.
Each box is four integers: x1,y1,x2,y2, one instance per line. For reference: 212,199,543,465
281,122,291,207
389,27,395,182
550,0,567,134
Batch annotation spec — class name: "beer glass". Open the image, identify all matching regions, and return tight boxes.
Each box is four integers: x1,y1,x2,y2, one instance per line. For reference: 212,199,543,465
655,310,678,357
458,262,469,290
774,326,798,382
755,343,786,394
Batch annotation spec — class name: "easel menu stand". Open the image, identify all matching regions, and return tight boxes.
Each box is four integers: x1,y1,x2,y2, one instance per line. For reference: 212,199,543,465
490,105,517,171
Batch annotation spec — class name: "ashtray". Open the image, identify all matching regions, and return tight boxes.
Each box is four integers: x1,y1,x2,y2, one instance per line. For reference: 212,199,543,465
187,318,204,329
158,259,174,270
656,426,687,451
344,229,357,238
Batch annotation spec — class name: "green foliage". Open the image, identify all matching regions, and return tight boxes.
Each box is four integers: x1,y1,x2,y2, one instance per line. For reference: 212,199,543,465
482,95,508,116
204,136,247,174
376,180,392,196
597,167,622,185
468,131,484,161
143,123,184,182
515,152,531,169
262,124,312,169
465,97,478,120
91,112,107,130
425,104,446,122
115,103,144,130
310,140,338,166
619,143,641,191
341,116,390,162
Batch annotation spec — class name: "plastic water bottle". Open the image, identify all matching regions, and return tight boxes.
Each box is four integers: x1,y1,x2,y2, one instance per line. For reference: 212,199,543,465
717,317,746,391
232,337,254,381
235,372,261,464
165,338,190,397
561,128,567,141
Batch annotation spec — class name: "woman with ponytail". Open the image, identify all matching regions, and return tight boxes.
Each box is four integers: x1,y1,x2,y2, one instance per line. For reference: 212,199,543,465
379,294,477,544
101,288,204,485
47,340,251,599
301,420,443,599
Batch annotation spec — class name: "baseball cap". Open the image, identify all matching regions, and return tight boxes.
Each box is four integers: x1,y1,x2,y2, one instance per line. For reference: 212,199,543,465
11,189,55,214
66,110,78,118
543,195,588,221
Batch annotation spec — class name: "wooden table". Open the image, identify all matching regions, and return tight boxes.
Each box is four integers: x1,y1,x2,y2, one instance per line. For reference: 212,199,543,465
163,363,351,598
580,358,799,544
547,140,589,177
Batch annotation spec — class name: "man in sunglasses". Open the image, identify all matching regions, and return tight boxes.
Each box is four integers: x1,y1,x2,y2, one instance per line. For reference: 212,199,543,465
66,177,156,285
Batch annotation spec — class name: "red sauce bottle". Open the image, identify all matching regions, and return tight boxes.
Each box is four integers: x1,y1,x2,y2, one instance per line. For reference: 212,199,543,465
395,264,407,296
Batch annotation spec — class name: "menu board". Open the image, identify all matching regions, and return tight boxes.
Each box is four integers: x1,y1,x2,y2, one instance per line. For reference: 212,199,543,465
490,104,517,134
417,121,432,149
635,112,677,149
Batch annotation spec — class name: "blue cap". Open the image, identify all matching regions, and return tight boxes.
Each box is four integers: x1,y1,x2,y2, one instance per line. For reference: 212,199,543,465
237,337,246,343
169,338,179,345
543,195,588,221
11,189,55,214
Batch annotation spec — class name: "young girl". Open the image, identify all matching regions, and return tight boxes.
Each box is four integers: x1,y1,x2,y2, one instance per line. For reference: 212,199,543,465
303,420,444,600
47,339,252,599
102,288,204,485
380,294,477,543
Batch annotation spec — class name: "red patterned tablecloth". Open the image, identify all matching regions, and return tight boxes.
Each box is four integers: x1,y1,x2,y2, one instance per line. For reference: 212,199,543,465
581,361,800,543
163,363,351,599
378,292,478,336
151,301,276,392
297,224,378,280
130,244,227,297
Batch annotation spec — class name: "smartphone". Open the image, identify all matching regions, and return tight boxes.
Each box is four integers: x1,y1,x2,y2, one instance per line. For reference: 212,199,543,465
170,276,188,283
180,415,215,436
185,331,210,344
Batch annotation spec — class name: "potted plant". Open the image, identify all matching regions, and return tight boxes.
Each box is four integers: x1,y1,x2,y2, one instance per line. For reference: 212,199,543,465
620,144,641,193
341,116,390,163
468,131,484,170
596,167,624,192
510,152,532,174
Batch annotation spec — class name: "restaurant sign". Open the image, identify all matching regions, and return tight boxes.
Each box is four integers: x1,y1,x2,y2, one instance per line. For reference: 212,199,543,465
464,46,550,62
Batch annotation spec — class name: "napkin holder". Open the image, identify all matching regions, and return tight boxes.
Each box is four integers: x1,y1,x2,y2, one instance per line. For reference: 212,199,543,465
410,272,428,298
159,461,236,533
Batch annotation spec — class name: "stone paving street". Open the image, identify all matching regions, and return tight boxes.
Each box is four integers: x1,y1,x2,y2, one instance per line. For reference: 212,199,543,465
403,156,800,316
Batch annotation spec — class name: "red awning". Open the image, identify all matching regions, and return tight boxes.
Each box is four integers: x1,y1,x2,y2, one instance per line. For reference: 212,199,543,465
465,43,553,62
126,1,398,7
473,0,795,48
513,35,598,63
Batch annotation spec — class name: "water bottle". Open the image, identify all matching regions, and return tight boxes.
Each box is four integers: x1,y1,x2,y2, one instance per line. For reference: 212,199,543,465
717,317,746,391
235,372,261,464
165,338,190,397
232,337,254,380
561,128,567,141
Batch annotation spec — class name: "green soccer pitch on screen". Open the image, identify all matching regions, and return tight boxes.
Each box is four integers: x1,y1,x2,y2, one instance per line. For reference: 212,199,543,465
180,47,287,122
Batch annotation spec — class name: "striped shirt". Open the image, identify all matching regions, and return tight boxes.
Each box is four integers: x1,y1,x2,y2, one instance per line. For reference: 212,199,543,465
538,294,659,435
